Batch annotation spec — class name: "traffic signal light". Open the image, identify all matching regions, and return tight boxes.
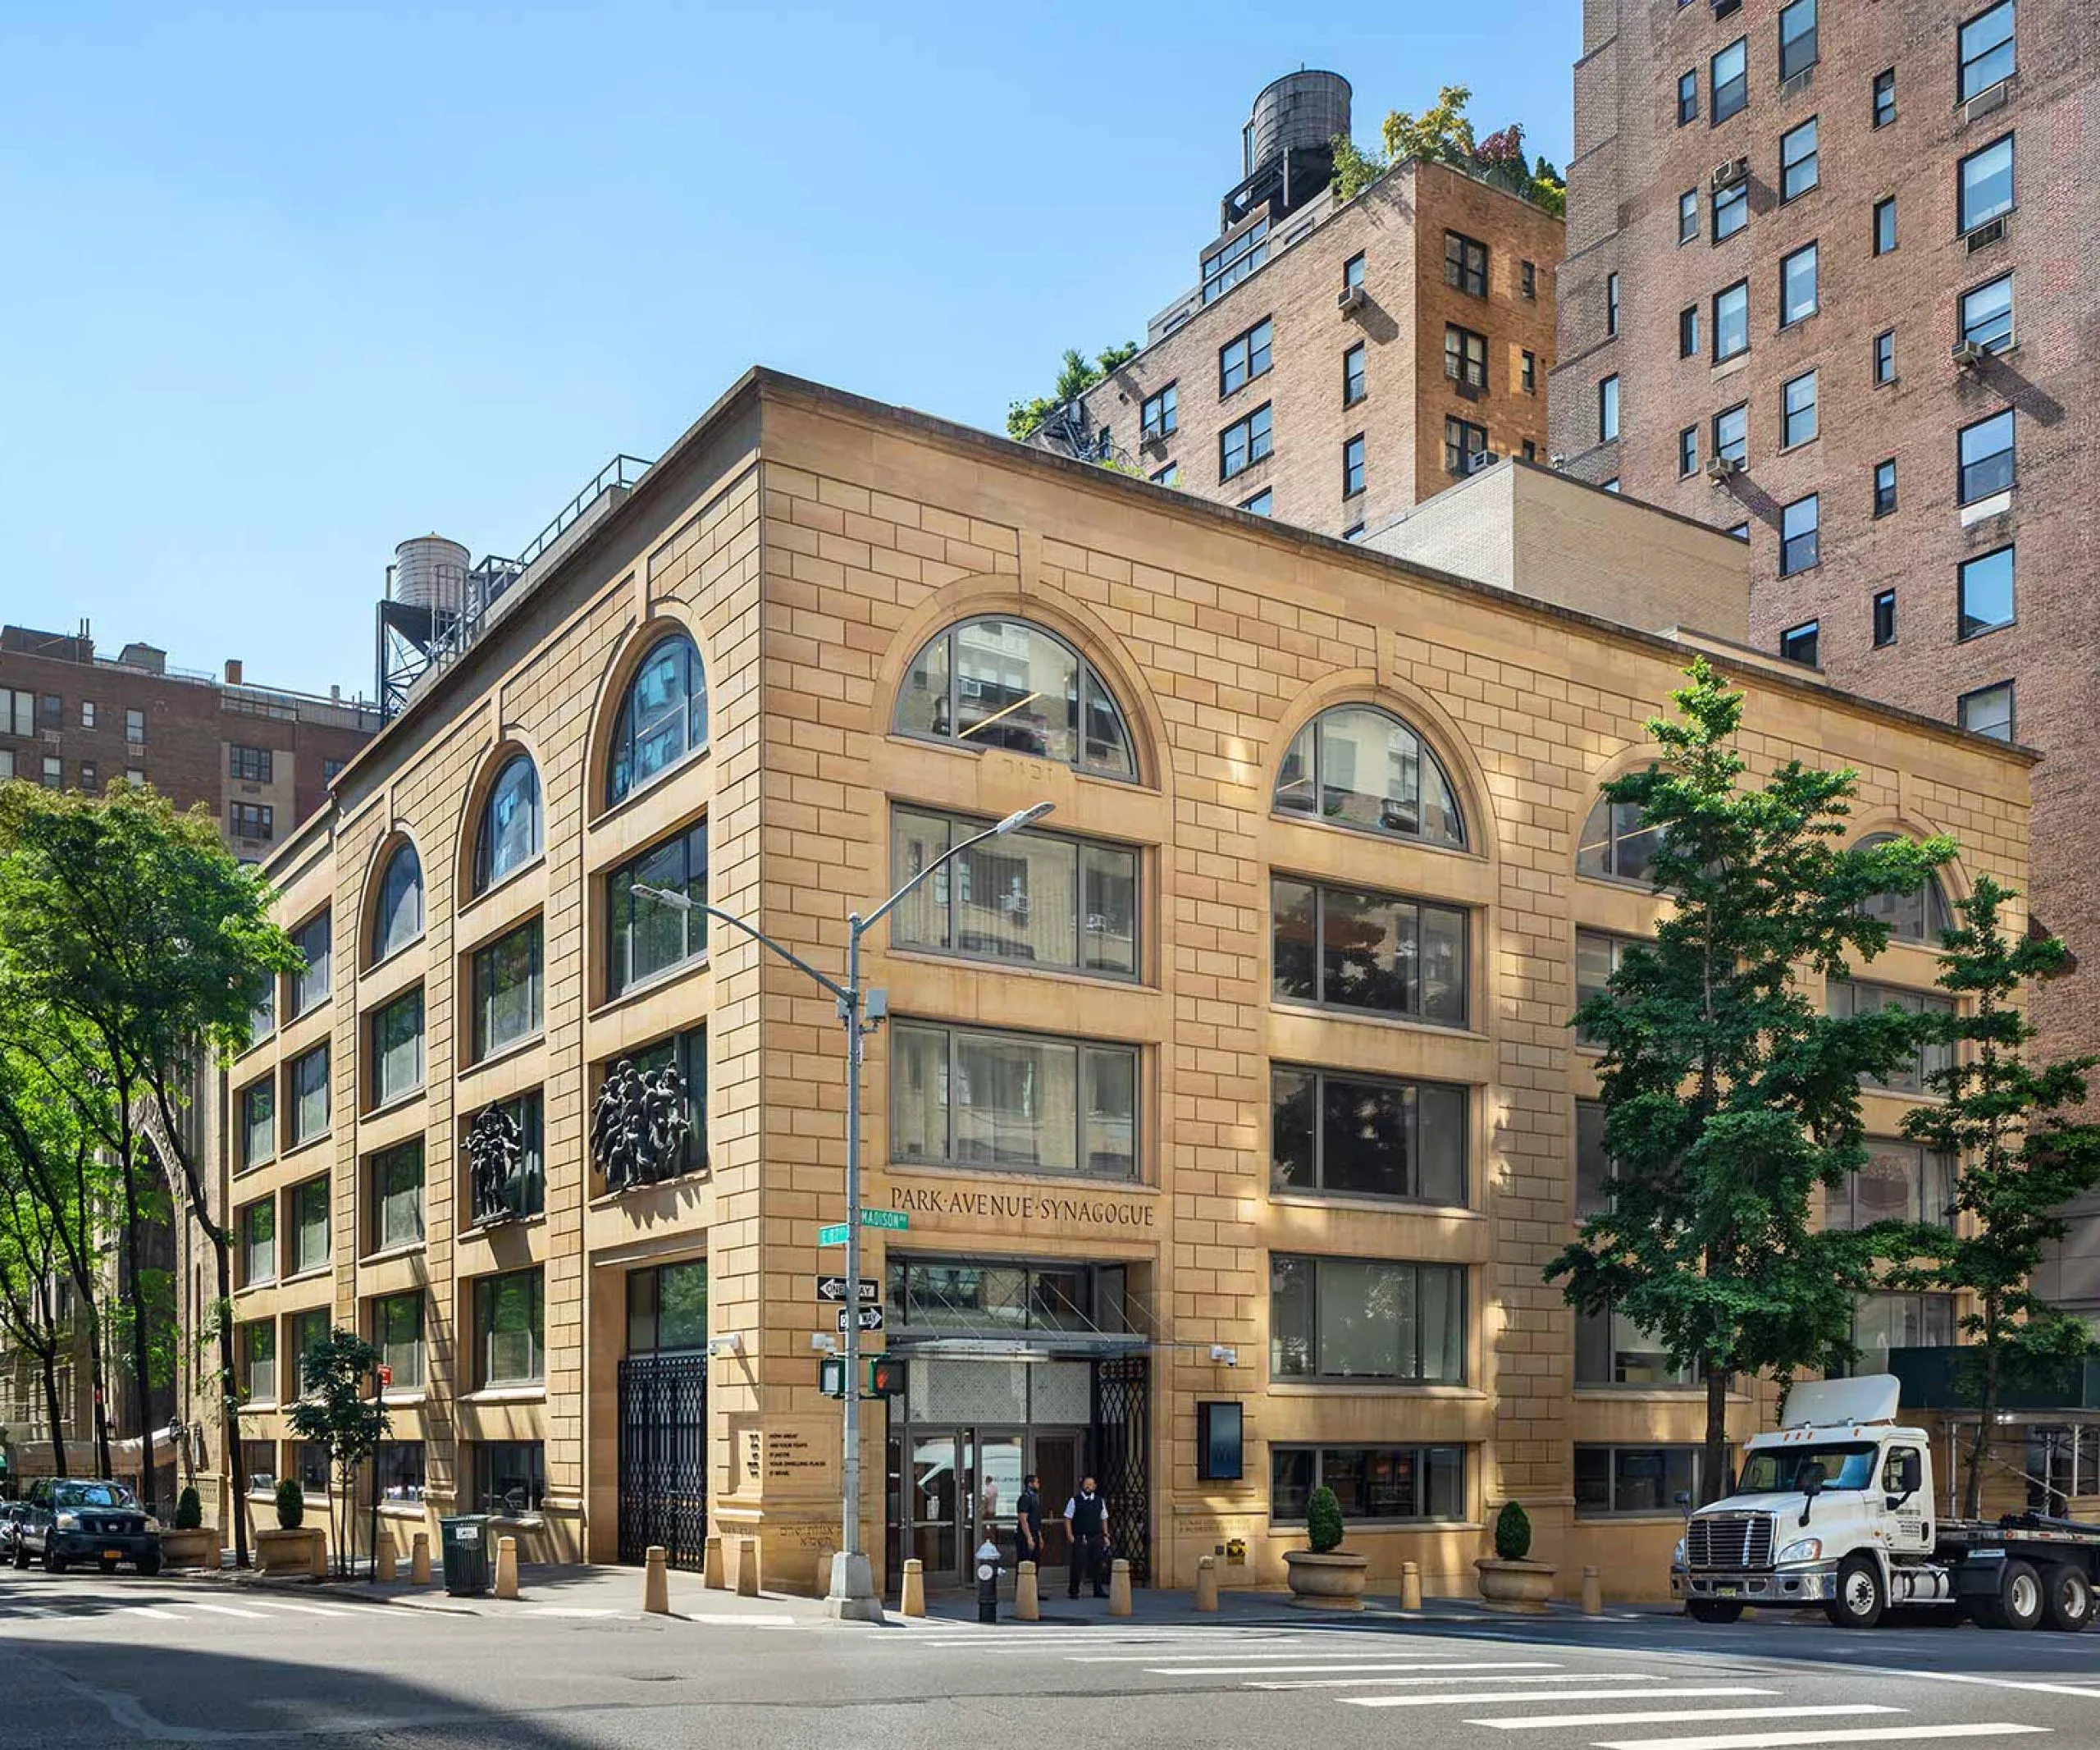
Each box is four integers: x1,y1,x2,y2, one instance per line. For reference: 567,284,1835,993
867,1355,907,1399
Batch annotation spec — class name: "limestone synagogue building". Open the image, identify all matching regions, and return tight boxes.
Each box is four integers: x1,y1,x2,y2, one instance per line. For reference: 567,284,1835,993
225,369,2030,1602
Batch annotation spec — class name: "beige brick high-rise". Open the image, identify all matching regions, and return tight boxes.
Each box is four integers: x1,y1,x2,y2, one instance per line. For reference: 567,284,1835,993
224,368,2029,1601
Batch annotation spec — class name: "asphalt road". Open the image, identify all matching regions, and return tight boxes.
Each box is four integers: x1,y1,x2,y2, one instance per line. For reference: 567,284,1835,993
7,1570,2100,1750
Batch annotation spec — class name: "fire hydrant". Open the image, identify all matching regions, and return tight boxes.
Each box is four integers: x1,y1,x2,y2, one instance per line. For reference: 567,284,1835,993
975,1538,1002,1624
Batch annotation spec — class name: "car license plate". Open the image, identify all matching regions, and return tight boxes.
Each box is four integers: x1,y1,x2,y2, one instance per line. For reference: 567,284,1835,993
1714,1584,1740,1597
103,1549,121,1561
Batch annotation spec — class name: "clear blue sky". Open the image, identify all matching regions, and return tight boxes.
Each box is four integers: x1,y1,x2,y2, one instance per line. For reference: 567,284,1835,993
1,2,1581,700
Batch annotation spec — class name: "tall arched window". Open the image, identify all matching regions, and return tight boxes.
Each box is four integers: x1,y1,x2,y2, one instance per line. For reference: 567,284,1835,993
1857,833,1953,943
372,842,424,962
608,633,708,805
475,754,541,894
1274,706,1466,848
894,617,1136,779
1577,793,1664,886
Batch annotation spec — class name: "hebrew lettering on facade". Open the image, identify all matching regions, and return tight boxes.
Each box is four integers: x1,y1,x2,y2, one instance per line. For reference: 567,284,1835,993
590,1057,689,1190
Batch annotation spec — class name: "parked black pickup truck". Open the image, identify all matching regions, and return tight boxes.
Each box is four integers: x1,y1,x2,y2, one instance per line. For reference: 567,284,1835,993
12,1478,161,1574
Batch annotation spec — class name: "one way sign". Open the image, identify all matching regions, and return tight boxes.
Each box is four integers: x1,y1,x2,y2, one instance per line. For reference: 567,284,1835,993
836,1305,886,1333
814,1276,879,1305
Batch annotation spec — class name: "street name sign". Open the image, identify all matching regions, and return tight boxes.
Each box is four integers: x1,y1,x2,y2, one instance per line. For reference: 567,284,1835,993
818,1210,910,1245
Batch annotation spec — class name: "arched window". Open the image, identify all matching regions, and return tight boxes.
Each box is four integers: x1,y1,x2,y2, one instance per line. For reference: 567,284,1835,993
894,617,1136,779
608,633,708,805
474,754,541,893
1857,833,1953,943
1274,706,1466,848
1577,793,1662,886
372,843,423,962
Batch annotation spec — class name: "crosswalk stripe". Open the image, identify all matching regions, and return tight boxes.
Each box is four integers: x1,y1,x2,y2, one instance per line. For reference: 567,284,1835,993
1075,1651,1545,1665
245,1602,358,1615
1475,1706,1905,1731
1592,1726,2049,1750
1252,1673,1665,1692
180,1602,268,1619
1889,1670,2100,1702
1148,1660,1565,1677
121,1606,185,1620
1346,1686,1781,1711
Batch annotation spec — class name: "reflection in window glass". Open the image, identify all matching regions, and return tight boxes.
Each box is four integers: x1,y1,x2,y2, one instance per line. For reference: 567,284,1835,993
1271,1067,1466,1205
1270,1254,1465,1382
608,634,708,803
891,1023,1137,1181
1275,707,1465,848
897,619,1136,779
476,756,541,892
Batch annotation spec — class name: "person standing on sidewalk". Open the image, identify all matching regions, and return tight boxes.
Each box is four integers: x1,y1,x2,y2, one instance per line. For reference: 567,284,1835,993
1064,1476,1109,1599
1016,1472,1045,1570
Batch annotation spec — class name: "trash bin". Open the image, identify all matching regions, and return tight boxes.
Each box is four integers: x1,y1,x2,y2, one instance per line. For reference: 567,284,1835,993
441,1515,491,1597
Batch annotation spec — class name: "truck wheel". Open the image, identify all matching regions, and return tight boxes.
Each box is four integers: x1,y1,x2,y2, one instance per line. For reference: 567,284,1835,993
1687,1600,1744,1623
1825,1554,1887,1629
1999,1560,2046,1631
2042,1563,2093,1633
42,1544,65,1574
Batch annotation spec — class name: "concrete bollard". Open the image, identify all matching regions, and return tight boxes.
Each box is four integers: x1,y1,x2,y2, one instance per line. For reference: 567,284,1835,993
1194,1554,1217,1613
703,1533,724,1590
815,1546,837,1598
643,1545,671,1615
495,1534,519,1600
1016,1560,1040,1621
375,1533,396,1583
308,1528,328,1579
1108,1557,1132,1617
901,1557,925,1618
1399,1560,1422,1611
1582,1565,1603,1615
735,1535,760,1597
411,1532,431,1585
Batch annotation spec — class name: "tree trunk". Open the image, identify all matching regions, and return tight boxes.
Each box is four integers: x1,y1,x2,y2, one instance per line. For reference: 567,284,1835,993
217,1241,247,1569
1701,1358,1731,1505
39,1339,66,1482
85,1307,115,1481
116,1130,158,1511
1964,1301,2002,1520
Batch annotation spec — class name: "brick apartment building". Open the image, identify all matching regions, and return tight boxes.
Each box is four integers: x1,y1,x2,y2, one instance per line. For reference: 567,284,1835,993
1042,72,1563,539
1550,0,2100,1307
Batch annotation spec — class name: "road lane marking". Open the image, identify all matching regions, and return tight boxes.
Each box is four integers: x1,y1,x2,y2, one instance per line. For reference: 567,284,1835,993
245,1602,359,1615
180,1602,268,1619
1252,1674,1669,1692
1887,1670,2100,1702
1346,1686,1780,1711
1593,1727,2048,1750
1146,1660,1577,1676
1079,1652,1556,1665
1474,1706,1904,1731
528,1607,619,1617
119,1606,185,1620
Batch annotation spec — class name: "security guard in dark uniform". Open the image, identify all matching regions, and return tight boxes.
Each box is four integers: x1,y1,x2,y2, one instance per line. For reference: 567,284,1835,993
1064,1475,1110,1599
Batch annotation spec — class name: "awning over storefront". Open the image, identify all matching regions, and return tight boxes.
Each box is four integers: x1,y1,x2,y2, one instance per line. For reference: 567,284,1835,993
887,1332,1152,1362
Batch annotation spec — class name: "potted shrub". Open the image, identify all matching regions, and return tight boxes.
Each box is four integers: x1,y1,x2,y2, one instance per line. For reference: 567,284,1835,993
1475,1501,1555,1610
256,1477,322,1576
1283,1483,1369,1609
159,1485,217,1570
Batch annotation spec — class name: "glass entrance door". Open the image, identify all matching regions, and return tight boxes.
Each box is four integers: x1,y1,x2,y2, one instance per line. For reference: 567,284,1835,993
1031,1429,1081,1581
974,1429,1025,1571
909,1432,962,1580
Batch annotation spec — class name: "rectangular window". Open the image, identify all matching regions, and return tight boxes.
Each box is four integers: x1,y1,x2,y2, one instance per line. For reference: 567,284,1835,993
1605,272,1620,336
290,912,331,1017
1678,426,1700,477
1520,440,1536,463
886,1256,1125,1336
1576,1446,1701,1516
1714,403,1748,465
468,1090,546,1223
376,1441,426,1504
1271,875,1468,1026
1218,318,1273,396
1678,69,1698,126
1827,978,1958,1091
1874,459,1898,517
1959,681,2016,742
1778,0,1818,80
1342,522,1365,540
1443,324,1487,389
627,1260,710,1355
229,802,274,841
1343,343,1366,404
1959,409,2015,502
1960,134,2015,231
294,1440,331,1494
240,1439,276,1494
1219,404,1271,480
1343,252,1365,291
1714,281,1750,360
38,756,59,789
1678,306,1700,358
1845,1292,1955,1377
1139,383,1177,441
1575,934,1640,1049
1781,495,1820,575
474,1268,545,1388
1780,620,1820,666
241,1321,276,1404
286,1309,328,1396
1520,350,1536,393
1961,272,2014,351
289,1043,329,1146
620,1029,709,1177
372,1291,425,1391
1150,462,1179,487
126,767,144,788
1782,368,1819,446
1713,181,1747,240
1598,375,1620,442
1520,259,1536,299
125,707,144,744
1270,1254,1466,1383
475,1440,546,1515
240,1077,275,1169
1271,1445,1464,1524
78,700,95,729
78,761,95,789
1874,195,1897,254
1443,417,1488,475
473,919,544,1059
1200,215,1267,304
1779,117,1819,199
1711,38,1747,122
892,1021,1138,1181
1960,546,2016,637
369,987,424,1108
1874,67,1897,127
608,820,708,997
1781,242,1819,325
1271,1067,1466,1205
369,1138,425,1251
1828,1139,1954,1230
1959,2,2016,103
1678,189,1698,244
1341,435,1365,499
1874,329,1897,384
290,1176,329,1275
1443,230,1488,296
1239,488,1272,515
229,744,274,784
1577,1300,1696,1385
240,1198,276,1287
890,806,1138,979
0,688,30,737
1874,589,1898,646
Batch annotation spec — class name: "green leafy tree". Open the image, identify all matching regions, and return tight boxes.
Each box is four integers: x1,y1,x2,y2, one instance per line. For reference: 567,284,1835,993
1548,660,1957,1502
1333,85,1563,213
286,1328,390,1579
1006,342,1140,441
1870,877,2100,1516
1328,132,1390,202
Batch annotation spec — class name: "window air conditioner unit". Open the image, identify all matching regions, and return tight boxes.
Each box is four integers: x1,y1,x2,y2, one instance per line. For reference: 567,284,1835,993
1466,450,1500,475
1951,340,1986,369
1711,158,1749,190
1780,67,1814,102
1965,217,2006,252
1705,455,1745,484
1963,79,2011,123
1336,285,1368,316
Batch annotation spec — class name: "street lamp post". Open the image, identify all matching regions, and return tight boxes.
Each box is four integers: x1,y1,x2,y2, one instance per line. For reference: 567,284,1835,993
632,797,1052,1620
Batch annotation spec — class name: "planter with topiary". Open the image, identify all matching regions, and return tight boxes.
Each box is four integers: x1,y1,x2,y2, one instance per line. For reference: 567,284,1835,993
158,1485,217,1570
1474,1501,1555,1610
255,1478,326,1577
1283,1483,1369,1609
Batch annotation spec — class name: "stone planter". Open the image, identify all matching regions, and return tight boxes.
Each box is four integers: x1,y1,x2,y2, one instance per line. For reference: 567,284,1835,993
254,1526,323,1577
1284,1548,1369,1610
1475,1556,1556,1611
158,1528,218,1570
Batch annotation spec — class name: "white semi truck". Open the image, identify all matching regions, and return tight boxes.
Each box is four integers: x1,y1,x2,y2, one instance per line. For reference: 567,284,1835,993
1672,1373,2100,1631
